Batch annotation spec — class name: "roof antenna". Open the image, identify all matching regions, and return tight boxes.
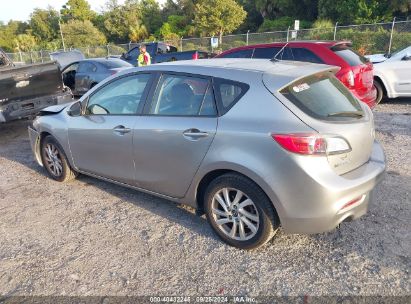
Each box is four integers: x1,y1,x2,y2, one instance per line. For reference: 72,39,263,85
271,42,289,62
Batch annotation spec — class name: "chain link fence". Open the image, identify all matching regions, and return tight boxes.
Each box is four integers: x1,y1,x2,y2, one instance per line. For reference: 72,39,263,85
6,19,411,64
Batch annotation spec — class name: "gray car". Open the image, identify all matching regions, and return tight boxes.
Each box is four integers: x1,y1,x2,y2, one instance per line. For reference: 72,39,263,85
28,59,386,249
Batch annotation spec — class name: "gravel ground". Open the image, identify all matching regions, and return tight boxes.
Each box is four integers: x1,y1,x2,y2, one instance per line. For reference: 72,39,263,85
0,99,410,298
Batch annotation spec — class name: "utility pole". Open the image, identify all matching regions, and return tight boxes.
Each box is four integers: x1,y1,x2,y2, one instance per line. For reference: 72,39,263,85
58,12,66,52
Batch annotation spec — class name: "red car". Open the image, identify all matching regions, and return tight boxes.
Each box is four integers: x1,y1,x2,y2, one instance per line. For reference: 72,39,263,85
216,41,377,108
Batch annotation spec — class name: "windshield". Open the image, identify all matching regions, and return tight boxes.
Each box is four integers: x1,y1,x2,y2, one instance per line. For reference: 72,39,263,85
103,59,133,68
280,72,363,121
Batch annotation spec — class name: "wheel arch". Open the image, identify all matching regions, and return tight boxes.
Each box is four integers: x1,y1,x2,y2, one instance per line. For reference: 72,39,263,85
193,167,284,223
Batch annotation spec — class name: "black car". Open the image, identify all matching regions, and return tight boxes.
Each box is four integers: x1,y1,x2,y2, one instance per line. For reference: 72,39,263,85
62,58,133,96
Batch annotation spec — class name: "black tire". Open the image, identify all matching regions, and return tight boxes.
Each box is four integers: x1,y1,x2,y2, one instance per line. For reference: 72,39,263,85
204,173,280,250
374,79,385,105
40,135,77,182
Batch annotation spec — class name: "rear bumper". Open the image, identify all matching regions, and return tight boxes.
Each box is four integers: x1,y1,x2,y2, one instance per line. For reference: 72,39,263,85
351,86,377,109
0,92,72,123
281,140,386,234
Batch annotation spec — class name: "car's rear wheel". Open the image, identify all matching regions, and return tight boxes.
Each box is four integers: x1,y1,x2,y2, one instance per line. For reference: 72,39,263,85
204,173,280,250
374,79,385,104
40,135,77,182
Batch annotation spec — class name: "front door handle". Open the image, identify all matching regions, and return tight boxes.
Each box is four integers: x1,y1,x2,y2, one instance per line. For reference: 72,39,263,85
113,125,131,135
183,128,209,140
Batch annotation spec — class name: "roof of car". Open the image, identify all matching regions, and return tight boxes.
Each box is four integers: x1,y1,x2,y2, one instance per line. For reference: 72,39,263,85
218,40,352,54
84,57,125,64
128,59,339,90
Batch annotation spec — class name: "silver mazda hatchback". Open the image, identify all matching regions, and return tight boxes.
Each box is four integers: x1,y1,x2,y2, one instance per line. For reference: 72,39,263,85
28,59,385,249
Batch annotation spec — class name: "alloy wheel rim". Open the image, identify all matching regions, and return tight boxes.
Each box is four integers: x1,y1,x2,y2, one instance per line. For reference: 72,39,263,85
211,188,259,241
44,143,63,177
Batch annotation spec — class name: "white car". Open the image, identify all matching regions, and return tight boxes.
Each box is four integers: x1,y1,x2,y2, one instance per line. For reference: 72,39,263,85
366,46,411,103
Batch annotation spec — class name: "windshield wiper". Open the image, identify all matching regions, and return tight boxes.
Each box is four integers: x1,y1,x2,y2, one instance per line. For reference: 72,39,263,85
328,111,364,117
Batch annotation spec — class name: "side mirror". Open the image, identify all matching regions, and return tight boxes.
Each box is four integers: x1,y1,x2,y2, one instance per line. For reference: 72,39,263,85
402,53,411,61
67,101,82,117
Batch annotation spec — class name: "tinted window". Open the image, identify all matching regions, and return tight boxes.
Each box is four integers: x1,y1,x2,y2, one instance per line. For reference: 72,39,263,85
149,74,215,116
86,74,151,115
220,49,253,58
253,47,281,59
78,62,97,73
332,46,368,66
214,78,249,113
102,59,133,69
281,72,363,120
291,48,323,64
277,47,294,60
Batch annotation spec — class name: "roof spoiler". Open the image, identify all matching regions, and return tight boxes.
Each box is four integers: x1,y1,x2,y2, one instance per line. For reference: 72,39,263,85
330,41,353,50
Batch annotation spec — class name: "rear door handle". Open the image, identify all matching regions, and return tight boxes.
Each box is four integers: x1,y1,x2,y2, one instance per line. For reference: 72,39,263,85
183,128,209,139
113,125,131,135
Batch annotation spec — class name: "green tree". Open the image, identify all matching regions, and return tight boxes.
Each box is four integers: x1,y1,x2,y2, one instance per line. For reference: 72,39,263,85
194,0,247,42
318,0,398,24
61,0,95,21
29,7,59,42
62,20,106,47
13,34,37,52
102,0,146,42
0,21,29,51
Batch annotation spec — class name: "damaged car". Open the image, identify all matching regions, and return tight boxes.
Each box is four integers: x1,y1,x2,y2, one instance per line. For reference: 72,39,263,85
0,48,73,123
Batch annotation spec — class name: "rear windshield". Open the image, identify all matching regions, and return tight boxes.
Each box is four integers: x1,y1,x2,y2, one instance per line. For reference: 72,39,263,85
103,59,133,68
280,72,363,120
332,45,369,66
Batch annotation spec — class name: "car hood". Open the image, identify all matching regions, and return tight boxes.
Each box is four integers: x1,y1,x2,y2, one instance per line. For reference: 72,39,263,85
39,102,73,115
365,54,387,63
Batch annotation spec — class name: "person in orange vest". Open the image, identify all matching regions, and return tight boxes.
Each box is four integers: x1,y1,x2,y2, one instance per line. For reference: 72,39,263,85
137,44,151,67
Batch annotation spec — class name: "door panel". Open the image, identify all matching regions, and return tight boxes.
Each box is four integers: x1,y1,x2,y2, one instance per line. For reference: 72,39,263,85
68,116,138,184
391,59,411,94
132,116,217,197
68,73,153,184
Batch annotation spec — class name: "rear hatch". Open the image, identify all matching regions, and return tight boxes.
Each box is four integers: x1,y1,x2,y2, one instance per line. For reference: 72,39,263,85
264,69,375,175
331,43,374,93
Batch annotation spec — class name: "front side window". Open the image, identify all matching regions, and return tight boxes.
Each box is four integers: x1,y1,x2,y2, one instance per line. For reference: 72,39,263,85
86,74,151,115
149,74,216,116
78,62,97,73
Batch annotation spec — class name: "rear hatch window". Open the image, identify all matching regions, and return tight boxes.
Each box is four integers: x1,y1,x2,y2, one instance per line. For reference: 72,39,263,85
280,72,363,121
331,44,369,66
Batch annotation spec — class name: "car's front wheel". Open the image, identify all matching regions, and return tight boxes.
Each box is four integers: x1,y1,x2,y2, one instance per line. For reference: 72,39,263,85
204,173,280,250
40,135,77,182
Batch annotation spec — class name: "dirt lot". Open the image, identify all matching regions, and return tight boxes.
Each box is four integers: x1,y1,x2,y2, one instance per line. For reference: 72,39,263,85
0,100,410,297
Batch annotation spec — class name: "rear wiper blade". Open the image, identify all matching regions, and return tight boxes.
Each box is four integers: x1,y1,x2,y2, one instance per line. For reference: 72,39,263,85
328,111,364,117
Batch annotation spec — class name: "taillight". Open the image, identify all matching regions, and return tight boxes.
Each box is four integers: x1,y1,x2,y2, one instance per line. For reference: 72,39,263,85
192,52,199,60
272,134,351,156
340,70,355,88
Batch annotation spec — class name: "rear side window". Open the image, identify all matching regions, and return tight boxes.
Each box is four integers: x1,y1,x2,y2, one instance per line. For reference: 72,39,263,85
280,73,363,121
78,62,97,73
291,48,324,64
253,47,281,59
213,78,249,115
220,49,253,58
332,45,368,66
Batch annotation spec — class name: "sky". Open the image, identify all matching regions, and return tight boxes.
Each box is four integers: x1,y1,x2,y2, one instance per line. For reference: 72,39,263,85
0,0,157,23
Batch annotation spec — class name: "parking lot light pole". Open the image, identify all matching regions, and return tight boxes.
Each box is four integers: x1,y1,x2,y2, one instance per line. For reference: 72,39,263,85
58,12,66,52
246,30,249,46
388,17,396,55
334,22,338,40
